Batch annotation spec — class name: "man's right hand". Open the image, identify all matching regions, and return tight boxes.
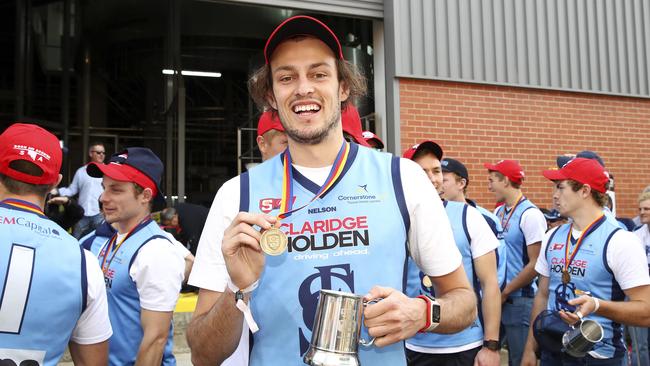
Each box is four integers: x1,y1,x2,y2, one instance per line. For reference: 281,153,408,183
221,212,276,289
520,347,537,366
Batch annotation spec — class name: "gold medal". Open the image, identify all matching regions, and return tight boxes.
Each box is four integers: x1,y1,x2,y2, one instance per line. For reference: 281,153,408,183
422,275,433,288
562,269,571,285
260,227,288,256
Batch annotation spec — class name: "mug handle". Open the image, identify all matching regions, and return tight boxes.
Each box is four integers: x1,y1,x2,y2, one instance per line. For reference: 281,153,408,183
359,298,382,347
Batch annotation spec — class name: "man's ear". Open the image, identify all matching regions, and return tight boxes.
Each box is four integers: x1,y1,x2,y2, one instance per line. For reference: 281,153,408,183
257,135,267,155
141,187,154,204
339,81,350,103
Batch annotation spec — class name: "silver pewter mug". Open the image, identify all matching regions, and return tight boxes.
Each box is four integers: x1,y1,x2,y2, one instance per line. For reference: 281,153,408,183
562,314,604,358
303,289,380,366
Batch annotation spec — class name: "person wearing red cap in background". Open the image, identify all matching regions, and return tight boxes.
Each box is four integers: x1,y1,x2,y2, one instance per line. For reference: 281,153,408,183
340,104,371,147
187,15,476,366
484,159,546,366
521,158,650,366
83,147,184,366
256,110,288,161
0,123,112,365
362,130,385,150
403,141,502,366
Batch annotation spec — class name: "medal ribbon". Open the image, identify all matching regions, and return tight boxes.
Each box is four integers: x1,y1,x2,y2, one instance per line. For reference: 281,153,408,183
563,214,605,274
277,141,350,221
500,193,524,230
1,199,44,216
99,217,151,274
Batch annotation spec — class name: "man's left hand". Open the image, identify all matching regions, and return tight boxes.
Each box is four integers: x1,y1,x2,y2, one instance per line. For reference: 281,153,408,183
363,286,426,347
559,295,596,324
474,347,500,366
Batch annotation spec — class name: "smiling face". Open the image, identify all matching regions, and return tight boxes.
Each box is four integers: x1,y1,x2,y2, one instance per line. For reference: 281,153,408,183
413,152,443,195
639,199,650,225
267,36,349,145
100,176,151,232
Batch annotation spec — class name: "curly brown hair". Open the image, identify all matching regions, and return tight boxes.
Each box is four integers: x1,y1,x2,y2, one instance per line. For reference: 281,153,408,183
248,54,367,112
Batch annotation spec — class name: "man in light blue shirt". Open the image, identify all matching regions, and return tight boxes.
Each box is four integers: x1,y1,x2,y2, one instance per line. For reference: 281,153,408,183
57,142,105,238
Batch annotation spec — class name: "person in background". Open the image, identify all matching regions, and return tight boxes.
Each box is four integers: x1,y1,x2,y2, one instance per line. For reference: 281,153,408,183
0,123,111,366
557,150,626,230
633,186,650,228
45,193,85,231
404,144,502,366
631,191,650,366
362,130,385,150
341,104,372,147
256,110,288,161
484,159,547,366
439,157,508,291
540,208,568,231
160,202,209,256
55,142,106,238
522,158,650,366
84,147,184,366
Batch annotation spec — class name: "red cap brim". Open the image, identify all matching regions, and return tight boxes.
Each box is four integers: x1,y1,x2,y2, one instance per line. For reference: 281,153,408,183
542,169,568,181
87,162,158,197
483,163,498,171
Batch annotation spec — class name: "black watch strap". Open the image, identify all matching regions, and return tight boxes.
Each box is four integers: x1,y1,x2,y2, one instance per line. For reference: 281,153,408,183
483,340,500,351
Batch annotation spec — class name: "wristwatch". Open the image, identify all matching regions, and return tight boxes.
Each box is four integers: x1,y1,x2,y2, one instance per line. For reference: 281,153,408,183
416,294,441,332
483,340,500,351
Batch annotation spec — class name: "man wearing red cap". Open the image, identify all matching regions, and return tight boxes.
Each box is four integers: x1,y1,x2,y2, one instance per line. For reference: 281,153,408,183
0,123,111,365
256,110,288,161
341,104,371,147
362,130,385,150
484,159,546,366
84,147,184,366
187,15,476,366
404,141,502,366
521,158,650,365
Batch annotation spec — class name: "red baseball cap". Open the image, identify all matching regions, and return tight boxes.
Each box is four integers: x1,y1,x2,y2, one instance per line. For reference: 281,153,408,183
362,131,384,149
0,123,62,185
403,141,444,161
484,160,525,185
257,111,284,137
542,157,608,193
341,105,371,147
264,15,344,64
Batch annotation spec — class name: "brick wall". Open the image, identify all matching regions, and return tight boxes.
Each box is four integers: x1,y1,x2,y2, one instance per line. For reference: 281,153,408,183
399,79,650,218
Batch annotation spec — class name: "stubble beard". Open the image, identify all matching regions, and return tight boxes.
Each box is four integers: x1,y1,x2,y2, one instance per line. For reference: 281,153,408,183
279,103,341,145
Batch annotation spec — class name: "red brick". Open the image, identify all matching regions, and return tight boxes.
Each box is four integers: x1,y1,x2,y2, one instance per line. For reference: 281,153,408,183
399,78,650,218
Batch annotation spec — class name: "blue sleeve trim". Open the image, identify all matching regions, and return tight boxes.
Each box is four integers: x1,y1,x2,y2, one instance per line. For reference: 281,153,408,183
391,157,410,235
79,245,88,313
81,235,96,251
128,235,173,271
239,172,250,212
461,205,471,244
602,228,621,275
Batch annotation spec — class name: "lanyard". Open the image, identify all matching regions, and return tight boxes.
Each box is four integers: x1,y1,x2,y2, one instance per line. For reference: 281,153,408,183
99,217,150,274
276,141,350,222
500,193,524,230
561,214,605,284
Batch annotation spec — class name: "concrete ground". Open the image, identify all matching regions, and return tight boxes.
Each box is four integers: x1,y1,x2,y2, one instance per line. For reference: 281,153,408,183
59,311,513,366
